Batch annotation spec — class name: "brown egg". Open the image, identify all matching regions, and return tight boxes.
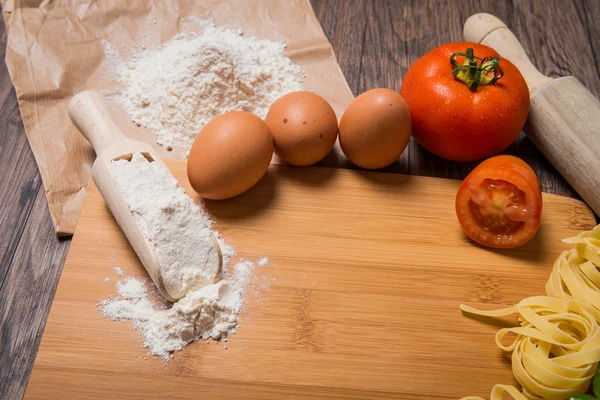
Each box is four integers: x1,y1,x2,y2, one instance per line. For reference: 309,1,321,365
339,88,411,169
265,91,338,166
187,111,273,200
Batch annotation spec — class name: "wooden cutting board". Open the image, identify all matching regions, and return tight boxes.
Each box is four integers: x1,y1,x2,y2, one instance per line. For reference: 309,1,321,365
26,161,596,399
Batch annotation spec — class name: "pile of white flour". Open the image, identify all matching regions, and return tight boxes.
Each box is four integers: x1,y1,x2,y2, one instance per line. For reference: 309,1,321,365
111,153,220,300
100,270,247,359
103,153,258,359
108,19,304,153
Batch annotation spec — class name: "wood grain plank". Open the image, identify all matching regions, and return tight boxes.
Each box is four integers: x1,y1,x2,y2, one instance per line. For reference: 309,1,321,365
0,5,73,399
25,161,596,399
328,0,369,95
0,90,42,285
25,368,451,400
526,0,600,97
581,0,600,85
0,7,42,290
310,0,339,43
0,187,71,400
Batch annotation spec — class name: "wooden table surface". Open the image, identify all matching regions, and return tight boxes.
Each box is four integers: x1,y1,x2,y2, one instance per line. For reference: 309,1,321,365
0,1,599,398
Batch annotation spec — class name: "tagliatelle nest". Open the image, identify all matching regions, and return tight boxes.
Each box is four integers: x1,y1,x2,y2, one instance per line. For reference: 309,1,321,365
460,225,600,400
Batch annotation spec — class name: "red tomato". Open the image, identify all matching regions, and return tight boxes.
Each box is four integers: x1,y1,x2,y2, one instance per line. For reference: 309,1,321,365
400,42,530,162
456,155,542,249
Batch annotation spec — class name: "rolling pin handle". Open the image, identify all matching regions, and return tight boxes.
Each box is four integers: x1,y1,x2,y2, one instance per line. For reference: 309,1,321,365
463,13,552,93
68,91,125,156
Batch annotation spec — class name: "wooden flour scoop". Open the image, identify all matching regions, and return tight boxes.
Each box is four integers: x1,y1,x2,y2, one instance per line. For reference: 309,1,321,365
464,13,600,216
69,91,222,302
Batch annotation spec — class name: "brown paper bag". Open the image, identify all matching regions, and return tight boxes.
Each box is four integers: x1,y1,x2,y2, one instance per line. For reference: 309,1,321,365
2,0,354,236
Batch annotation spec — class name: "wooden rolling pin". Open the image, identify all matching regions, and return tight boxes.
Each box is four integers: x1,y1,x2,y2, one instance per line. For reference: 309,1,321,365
464,13,600,216
68,91,222,302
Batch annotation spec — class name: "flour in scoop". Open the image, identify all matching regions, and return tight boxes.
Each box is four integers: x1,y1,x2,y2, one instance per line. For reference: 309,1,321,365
108,19,304,154
102,153,263,358
111,153,219,300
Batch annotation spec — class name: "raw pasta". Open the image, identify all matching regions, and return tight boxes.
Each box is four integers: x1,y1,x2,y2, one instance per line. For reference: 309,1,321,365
546,225,600,312
461,296,600,399
460,224,600,400
460,384,527,400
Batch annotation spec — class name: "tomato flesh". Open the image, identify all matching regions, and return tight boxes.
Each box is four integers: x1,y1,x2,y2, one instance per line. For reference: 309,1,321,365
456,156,542,249
469,180,526,236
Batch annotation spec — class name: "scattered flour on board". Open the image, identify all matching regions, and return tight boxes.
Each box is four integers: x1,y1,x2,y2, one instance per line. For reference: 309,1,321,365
257,257,268,267
116,277,147,300
113,267,124,276
105,19,304,154
232,260,255,287
99,259,255,360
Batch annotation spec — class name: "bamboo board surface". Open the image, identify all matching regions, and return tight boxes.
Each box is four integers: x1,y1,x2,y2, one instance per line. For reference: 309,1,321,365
26,160,596,399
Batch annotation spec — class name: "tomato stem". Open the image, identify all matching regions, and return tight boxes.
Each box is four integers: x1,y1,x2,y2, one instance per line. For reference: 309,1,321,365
450,48,504,90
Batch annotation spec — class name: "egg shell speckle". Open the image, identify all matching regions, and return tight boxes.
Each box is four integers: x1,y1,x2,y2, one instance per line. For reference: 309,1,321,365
265,91,338,167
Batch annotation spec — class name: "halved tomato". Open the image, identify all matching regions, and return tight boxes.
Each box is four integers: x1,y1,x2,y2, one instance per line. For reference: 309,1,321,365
456,155,542,249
